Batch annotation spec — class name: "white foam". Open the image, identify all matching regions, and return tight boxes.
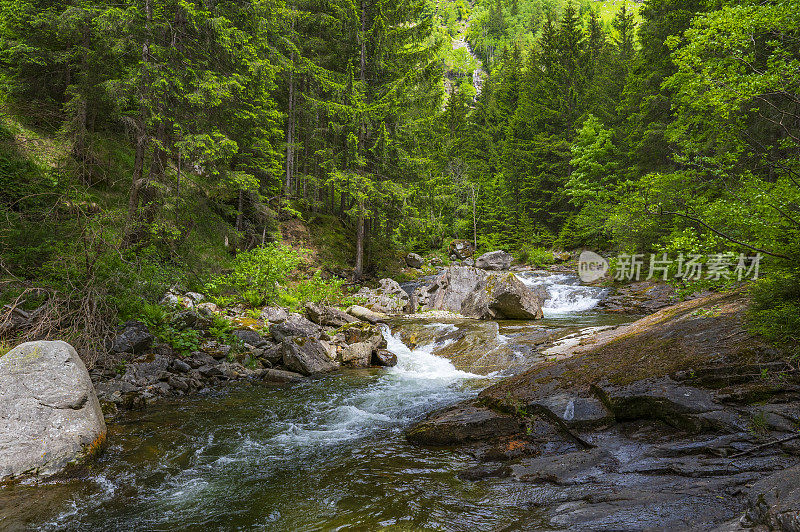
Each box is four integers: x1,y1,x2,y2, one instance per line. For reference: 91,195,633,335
517,273,607,315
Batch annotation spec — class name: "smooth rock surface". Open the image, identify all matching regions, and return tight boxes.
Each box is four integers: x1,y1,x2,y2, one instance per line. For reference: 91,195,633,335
475,250,513,271
0,341,106,481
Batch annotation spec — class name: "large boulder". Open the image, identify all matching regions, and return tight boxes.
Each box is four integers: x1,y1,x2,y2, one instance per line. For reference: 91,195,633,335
406,252,424,269
461,272,545,320
449,239,475,260
109,320,153,355
280,337,338,375
304,302,358,327
406,400,524,446
423,266,487,313
0,341,106,481
269,313,324,342
475,250,513,271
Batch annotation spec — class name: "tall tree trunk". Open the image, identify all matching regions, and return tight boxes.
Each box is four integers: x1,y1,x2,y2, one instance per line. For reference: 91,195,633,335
124,0,152,242
354,201,365,280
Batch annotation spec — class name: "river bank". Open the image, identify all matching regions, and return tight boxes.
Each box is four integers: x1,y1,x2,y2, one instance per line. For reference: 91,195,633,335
2,260,796,531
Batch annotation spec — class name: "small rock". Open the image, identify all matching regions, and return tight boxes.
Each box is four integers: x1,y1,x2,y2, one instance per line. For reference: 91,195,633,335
171,359,192,374
305,302,358,327
406,252,424,268
372,349,398,367
259,368,305,383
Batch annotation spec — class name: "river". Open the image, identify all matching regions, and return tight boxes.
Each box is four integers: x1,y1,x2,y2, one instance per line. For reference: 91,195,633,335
0,273,632,531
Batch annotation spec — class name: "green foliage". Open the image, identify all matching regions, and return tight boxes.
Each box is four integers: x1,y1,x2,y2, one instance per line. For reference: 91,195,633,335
205,244,302,307
158,327,201,357
517,245,555,267
749,270,800,351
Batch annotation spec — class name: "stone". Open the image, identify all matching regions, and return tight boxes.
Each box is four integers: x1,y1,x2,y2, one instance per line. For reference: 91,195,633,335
593,378,721,431
195,302,219,316
187,351,217,368
281,337,339,375
304,302,358,327
741,463,800,530
259,368,305,383
269,313,324,342
406,252,424,268
347,305,389,324
354,278,409,314
109,320,153,355
232,329,270,348
372,349,398,367
261,306,290,323
460,272,545,320
0,341,106,481
185,292,205,303
449,239,475,260
424,266,488,313
475,250,514,271
526,393,613,430
200,340,232,360
171,359,192,374
406,400,525,446
159,291,193,308
260,344,284,365
340,341,375,368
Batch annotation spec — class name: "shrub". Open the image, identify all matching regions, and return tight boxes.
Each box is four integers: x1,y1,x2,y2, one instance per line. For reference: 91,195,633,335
204,243,302,307
749,269,800,353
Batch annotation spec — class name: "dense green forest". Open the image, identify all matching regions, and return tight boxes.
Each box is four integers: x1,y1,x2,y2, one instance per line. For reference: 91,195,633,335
1,0,798,357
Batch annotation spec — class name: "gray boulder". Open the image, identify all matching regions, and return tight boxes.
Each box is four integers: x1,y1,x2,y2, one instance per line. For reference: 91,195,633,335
339,342,375,368
406,400,524,446
305,302,358,327
475,250,513,271
406,253,424,268
269,313,324,342
109,320,153,355
0,341,106,481
232,329,270,349
261,306,290,323
461,273,545,320
372,349,398,367
347,305,389,324
281,337,338,375
424,266,487,313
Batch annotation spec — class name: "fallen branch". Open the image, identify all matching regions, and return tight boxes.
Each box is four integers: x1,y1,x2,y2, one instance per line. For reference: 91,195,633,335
728,432,800,459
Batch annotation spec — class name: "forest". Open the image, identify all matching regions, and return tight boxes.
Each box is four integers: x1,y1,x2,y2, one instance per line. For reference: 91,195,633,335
1,0,798,356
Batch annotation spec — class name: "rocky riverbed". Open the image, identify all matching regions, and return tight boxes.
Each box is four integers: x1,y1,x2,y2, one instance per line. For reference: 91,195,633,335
1,257,797,530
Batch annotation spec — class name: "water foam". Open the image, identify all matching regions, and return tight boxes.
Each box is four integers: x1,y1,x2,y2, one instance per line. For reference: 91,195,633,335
516,273,607,315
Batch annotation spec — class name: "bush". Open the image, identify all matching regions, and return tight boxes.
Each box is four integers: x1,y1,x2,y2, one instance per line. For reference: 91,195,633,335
204,243,302,307
517,245,555,268
749,269,800,353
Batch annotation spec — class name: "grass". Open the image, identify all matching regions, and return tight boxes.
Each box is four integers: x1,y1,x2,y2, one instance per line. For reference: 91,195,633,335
0,340,13,359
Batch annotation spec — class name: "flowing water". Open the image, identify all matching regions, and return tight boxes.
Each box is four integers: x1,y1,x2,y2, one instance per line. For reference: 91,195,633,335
0,274,631,531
